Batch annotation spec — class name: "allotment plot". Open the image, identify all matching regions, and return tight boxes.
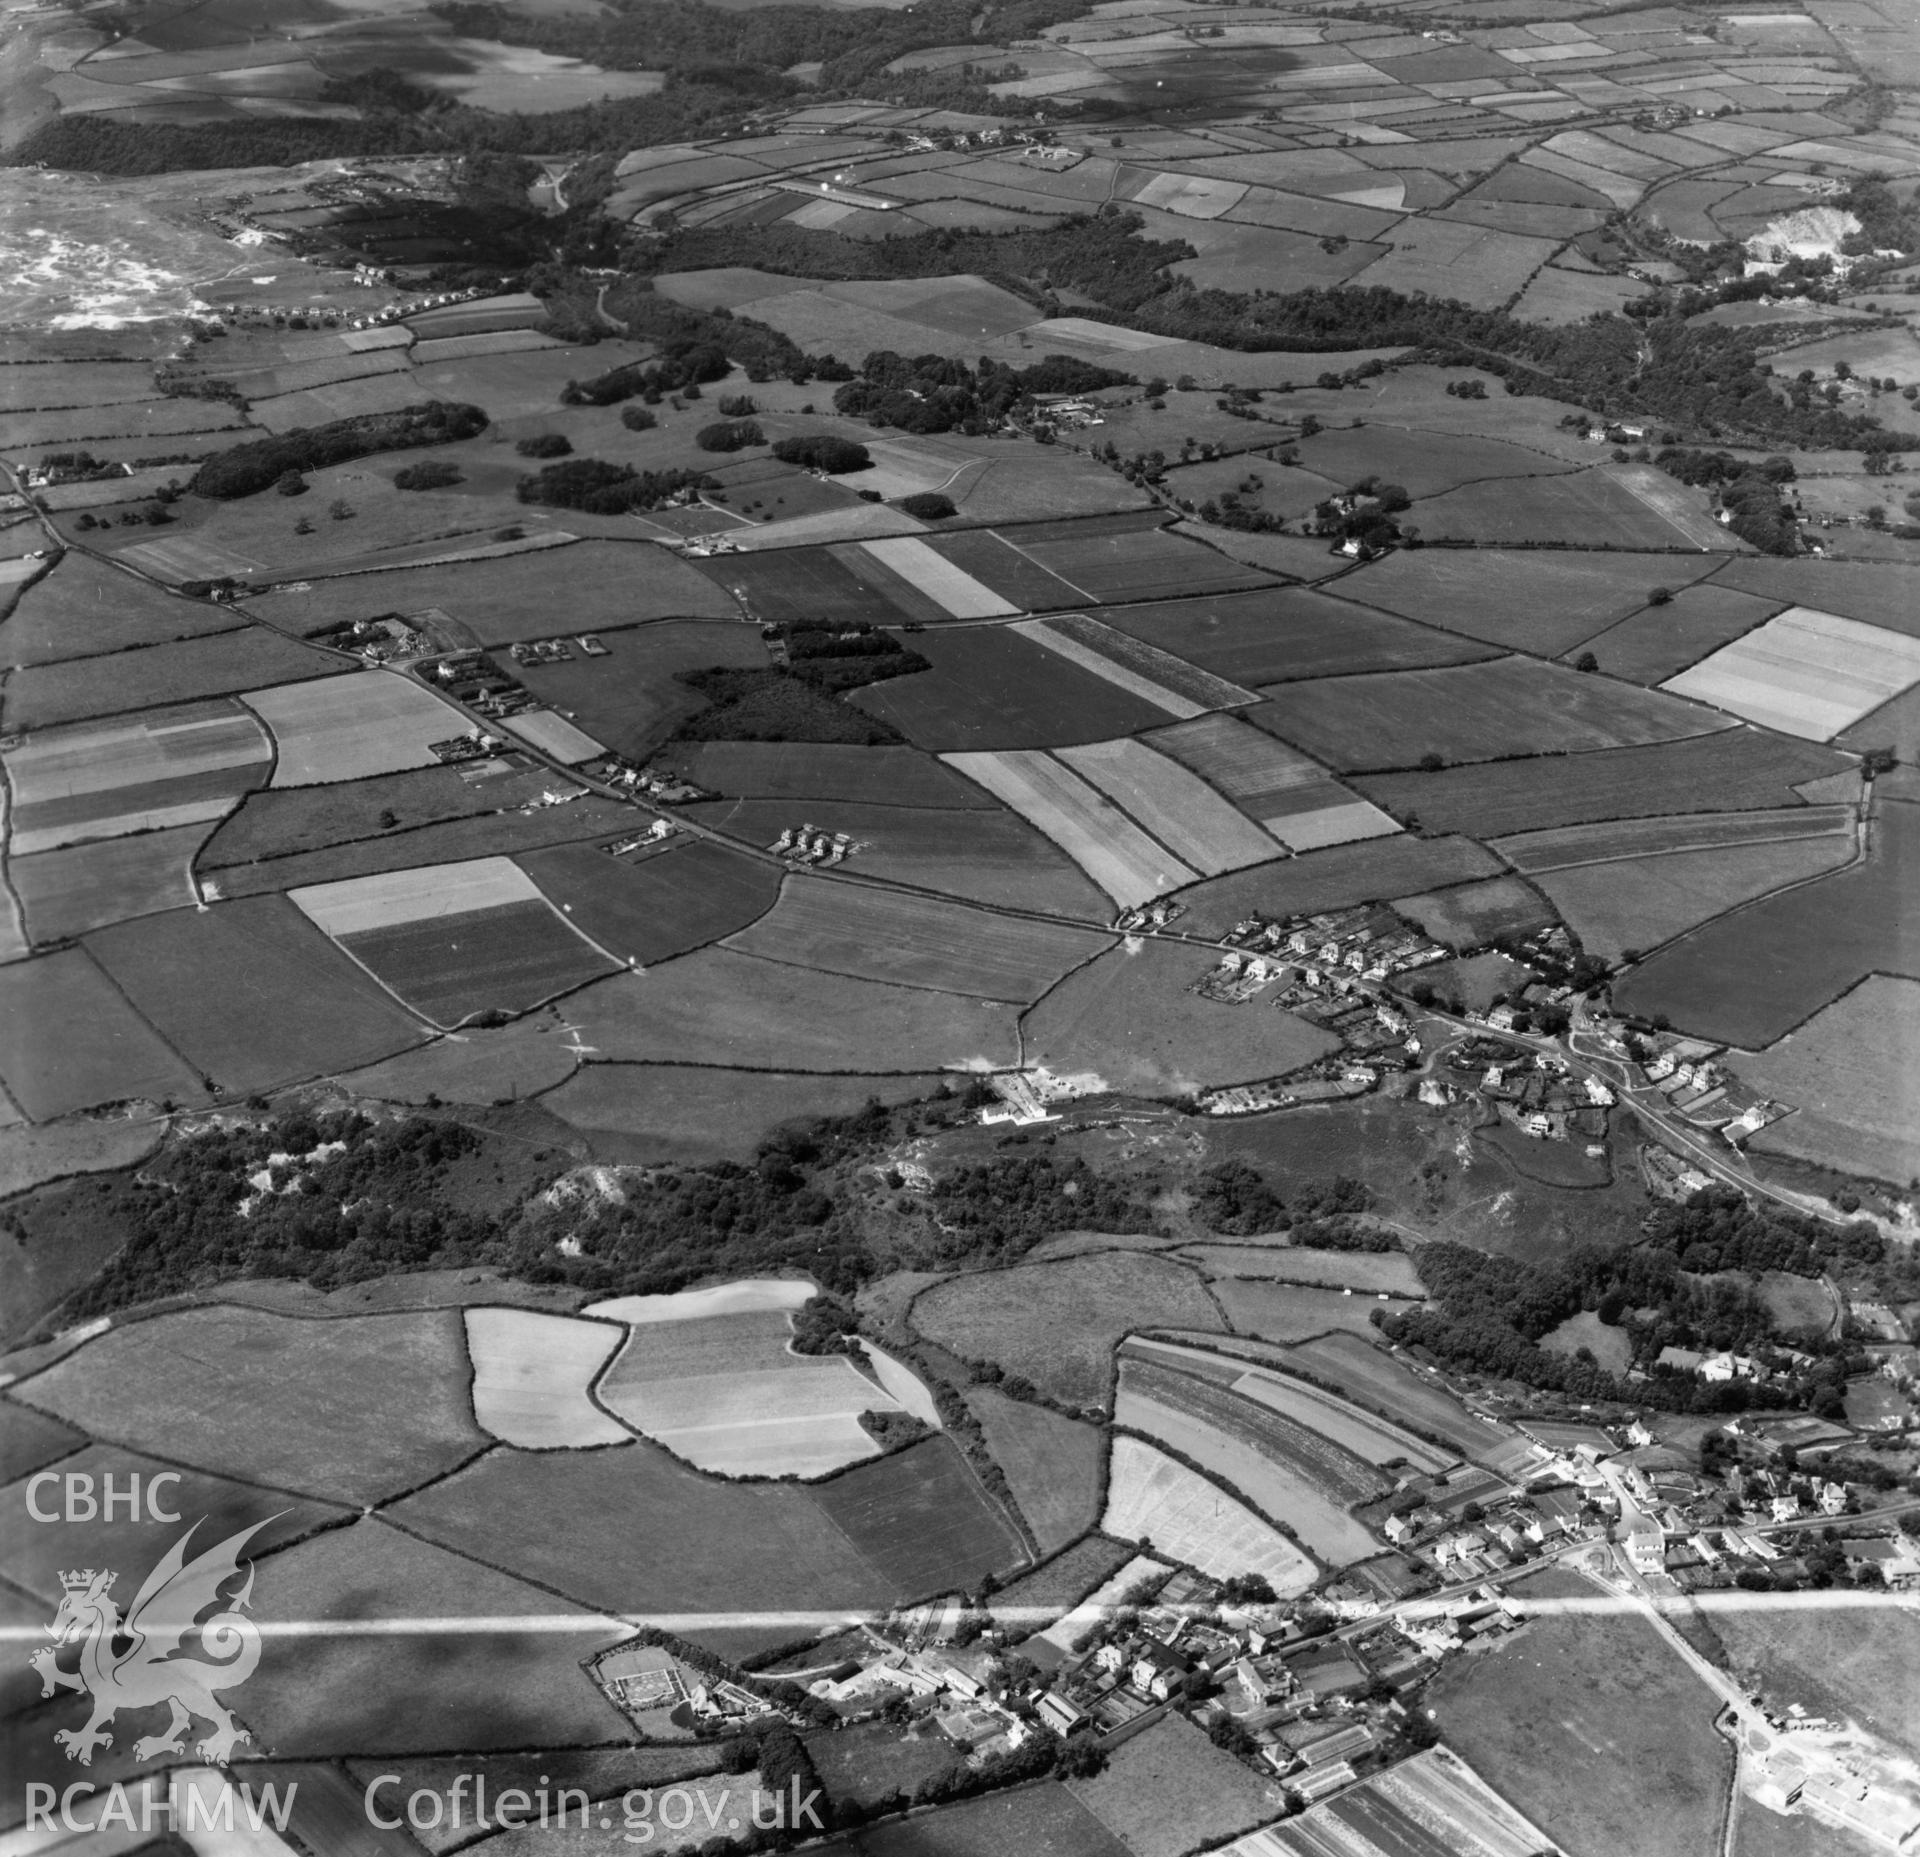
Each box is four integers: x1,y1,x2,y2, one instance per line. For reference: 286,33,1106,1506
1662,606,1920,740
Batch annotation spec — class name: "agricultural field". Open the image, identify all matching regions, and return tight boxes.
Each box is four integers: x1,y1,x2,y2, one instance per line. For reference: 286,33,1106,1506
1100,1435,1318,1592
1714,1603,1920,1763
910,1253,1222,1411
1115,1357,1383,1563
1574,583,1784,685
964,1385,1108,1554
464,1308,629,1449
1250,656,1731,773
1392,876,1556,950
1067,1715,1285,1857
596,1298,912,1477
1428,1568,1731,1857
0,554,244,667
1496,807,1854,873
1016,613,1259,715
1353,729,1854,840
541,1065,946,1165
1616,798,1919,1047
84,894,427,1093
11,820,211,944
724,875,1109,1001
1100,587,1494,685
1283,1333,1495,1462
518,838,780,970
856,1784,1128,1857
1413,466,1727,552
987,1536,1138,1637
1736,976,1920,1186
1712,559,1920,636
1055,737,1281,874
1023,941,1340,1097
1663,607,1920,742
1209,1280,1424,1346
12,1306,484,1507
244,672,472,785
1176,1245,1426,1298
855,626,1173,753
565,949,1023,1072
666,742,998,810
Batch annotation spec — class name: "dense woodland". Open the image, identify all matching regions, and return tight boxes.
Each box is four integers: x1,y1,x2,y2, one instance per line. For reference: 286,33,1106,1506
189,402,488,500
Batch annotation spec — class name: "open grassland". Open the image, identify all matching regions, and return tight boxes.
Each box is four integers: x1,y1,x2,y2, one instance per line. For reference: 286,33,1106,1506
1736,976,1920,1186
518,838,780,969
1714,1603,1920,1761
1429,1570,1730,1857
668,743,997,808
245,539,738,643
1538,834,1860,963
0,949,206,1122
857,1783,1128,1857
1177,835,1502,940
13,821,210,944
15,1306,484,1507
856,626,1172,753
1251,656,1731,773
242,1519,630,1756
987,1536,1133,1634
683,795,1110,918
0,555,243,667
0,1118,159,1207
543,1064,945,1165
1575,583,1783,685
1294,426,1581,501
1101,586,1495,685
1284,1333,1497,1461
337,1012,582,1107
5,697,268,853
510,621,768,761
693,546,919,631
1412,467,1727,551
724,875,1109,1001
565,950,1022,1071
1540,1309,1634,1374
1023,940,1339,1097
805,1724,961,1818
1616,799,1917,1046
965,1384,1107,1554
1392,875,1556,950
1664,606,1920,741
1342,548,1720,657
1116,1360,1382,1563
1013,522,1273,605
2,629,340,732
1177,1245,1426,1297
813,1436,1026,1596
464,1308,629,1449
1713,558,1920,636
245,672,468,785
1353,729,1853,839
85,894,426,1094
1101,1435,1317,1592
1068,1714,1285,1857
912,1254,1220,1412
1056,738,1282,876
943,750,1197,907
1211,1280,1422,1345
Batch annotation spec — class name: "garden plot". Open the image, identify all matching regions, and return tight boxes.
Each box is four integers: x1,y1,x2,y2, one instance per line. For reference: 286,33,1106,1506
1016,614,1259,716
724,875,1108,1000
1101,1435,1317,1592
1662,606,1920,740
596,1304,908,1477
244,673,469,785
5,700,268,856
1116,1359,1380,1564
943,749,1198,906
1057,738,1280,876
291,857,619,1027
464,1309,630,1449
855,536,1015,618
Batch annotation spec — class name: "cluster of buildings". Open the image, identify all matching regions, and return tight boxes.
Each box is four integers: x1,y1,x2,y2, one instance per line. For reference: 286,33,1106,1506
508,635,606,666
1223,906,1451,983
428,650,543,722
1427,1037,1611,1145
769,823,858,866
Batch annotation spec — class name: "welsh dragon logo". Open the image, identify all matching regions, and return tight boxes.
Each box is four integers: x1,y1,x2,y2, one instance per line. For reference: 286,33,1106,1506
30,1519,272,1767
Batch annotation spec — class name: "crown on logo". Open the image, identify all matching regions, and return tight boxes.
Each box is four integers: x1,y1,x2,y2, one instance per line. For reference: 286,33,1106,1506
59,1569,110,1593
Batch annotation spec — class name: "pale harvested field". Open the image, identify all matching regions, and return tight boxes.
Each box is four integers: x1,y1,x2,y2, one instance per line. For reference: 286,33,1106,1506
1021,613,1258,714
503,711,605,764
858,536,1015,617
1014,616,1208,719
6,699,267,825
1056,738,1281,876
1663,607,1920,741
1272,795,1403,851
944,749,1198,905
246,673,467,786
585,1281,815,1325
464,1308,630,1449
861,1341,942,1427
291,856,542,937
1101,1435,1318,1591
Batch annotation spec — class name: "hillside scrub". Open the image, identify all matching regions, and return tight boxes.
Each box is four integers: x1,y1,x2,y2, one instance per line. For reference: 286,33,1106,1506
189,403,488,499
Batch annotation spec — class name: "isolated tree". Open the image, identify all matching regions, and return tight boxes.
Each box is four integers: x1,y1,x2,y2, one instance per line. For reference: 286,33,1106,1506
1575,650,1599,672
